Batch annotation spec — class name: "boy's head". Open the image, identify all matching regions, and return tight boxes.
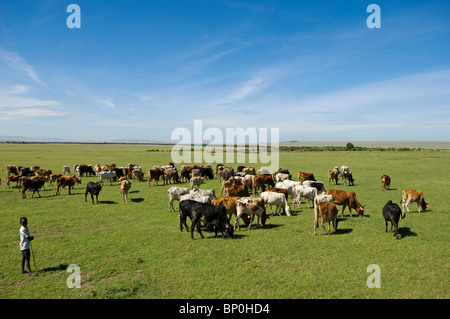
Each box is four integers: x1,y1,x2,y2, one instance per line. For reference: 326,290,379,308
20,217,28,227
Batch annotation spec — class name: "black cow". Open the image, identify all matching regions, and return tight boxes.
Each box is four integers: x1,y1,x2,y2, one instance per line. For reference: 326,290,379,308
180,169,191,183
382,200,405,239
304,181,326,194
21,178,46,199
179,200,234,239
198,167,214,180
20,167,35,177
78,165,96,177
85,182,102,204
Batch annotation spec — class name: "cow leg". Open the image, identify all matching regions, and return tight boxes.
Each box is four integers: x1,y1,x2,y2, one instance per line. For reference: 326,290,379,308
85,192,88,202
321,221,327,235
392,221,399,239
385,219,389,233
234,214,240,231
333,217,338,233
91,193,95,204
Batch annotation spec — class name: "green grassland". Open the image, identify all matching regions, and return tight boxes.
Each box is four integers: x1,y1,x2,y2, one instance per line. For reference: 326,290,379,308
0,143,449,299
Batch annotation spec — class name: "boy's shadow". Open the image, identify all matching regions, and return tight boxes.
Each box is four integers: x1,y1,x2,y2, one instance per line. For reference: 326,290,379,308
40,264,70,273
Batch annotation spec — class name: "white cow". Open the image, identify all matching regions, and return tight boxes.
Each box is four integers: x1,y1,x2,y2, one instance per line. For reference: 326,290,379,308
189,188,215,200
293,185,318,209
313,194,334,217
179,193,211,204
258,168,271,175
259,191,291,216
98,171,117,185
235,197,267,230
168,186,190,212
275,173,291,183
62,165,71,175
190,176,204,190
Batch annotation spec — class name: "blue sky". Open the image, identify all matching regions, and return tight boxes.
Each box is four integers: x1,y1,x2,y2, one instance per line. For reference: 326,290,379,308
0,0,449,142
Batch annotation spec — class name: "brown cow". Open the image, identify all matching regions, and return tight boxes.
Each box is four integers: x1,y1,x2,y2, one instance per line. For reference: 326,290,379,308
381,175,391,190
326,189,365,217
120,179,132,202
252,175,275,194
36,168,53,179
6,175,20,188
401,189,429,213
314,201,338,235
235,197,267,230
6,165,19,176
148,168,165,186
49,174,63,186
211,196,250,227
267,187,288,200
328,170,338,185
56,175,81,195
225,185,250,197
298,171,316,183
21,177,46,199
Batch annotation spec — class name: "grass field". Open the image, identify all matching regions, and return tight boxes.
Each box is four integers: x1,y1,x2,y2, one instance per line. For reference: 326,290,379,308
0,143,449,299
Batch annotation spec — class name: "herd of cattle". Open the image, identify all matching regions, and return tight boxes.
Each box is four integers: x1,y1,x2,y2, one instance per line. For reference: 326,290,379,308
3,162,429,239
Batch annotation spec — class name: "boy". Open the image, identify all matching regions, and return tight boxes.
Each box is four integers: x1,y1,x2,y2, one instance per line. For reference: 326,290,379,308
19,217,36,276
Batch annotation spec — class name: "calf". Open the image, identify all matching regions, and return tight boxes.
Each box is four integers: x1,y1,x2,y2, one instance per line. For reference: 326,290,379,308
85,182,102,204
382,200,405,239
313,194,334,218
120,180,132,202
314,202,338,235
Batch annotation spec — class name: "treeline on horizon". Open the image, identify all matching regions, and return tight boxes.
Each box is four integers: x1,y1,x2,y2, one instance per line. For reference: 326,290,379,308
0,140,441,152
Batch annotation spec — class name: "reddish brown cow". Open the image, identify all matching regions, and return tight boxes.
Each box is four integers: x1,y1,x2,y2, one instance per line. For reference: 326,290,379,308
401,189,429,213
326,189,365,217
148,168,165,186
381,175,391,190
56,175,81,195
298,171,316,183
224,185,250,197
314,201,338,235
328,170,338,185
267,187,288,200
211,196,250,227
252,175,275,194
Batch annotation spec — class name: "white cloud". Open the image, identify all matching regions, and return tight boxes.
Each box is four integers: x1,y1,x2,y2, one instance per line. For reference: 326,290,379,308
0,49,45,85
97,98,116,109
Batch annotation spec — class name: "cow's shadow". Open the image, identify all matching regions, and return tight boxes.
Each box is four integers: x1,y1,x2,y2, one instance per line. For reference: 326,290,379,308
98,200,118,204
131,198,145,203
398,227,417,239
